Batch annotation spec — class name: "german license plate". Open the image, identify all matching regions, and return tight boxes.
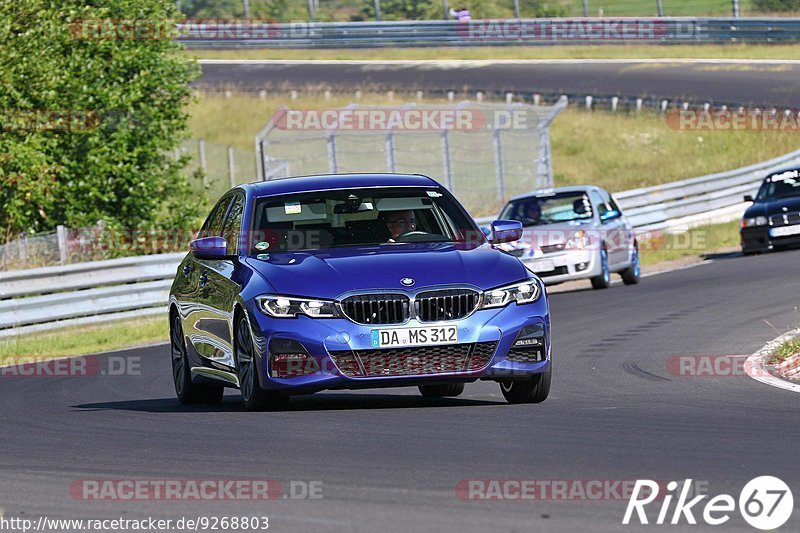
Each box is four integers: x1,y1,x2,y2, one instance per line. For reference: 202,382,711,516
528,259,555,273
770,225,800,238
371,325,458,348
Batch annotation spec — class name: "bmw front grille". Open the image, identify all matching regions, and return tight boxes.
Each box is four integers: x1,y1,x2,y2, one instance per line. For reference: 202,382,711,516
339,288,480,325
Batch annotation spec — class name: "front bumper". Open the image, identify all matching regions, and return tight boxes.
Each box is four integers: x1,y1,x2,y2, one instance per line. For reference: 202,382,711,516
741,226,800,253
519,249,600,285
246,296,550,394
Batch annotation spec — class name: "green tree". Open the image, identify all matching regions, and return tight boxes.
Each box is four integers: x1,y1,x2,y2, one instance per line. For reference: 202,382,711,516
0,0,203,242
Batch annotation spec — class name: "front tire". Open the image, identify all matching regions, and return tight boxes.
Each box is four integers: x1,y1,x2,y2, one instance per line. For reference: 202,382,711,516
418,383,465,397
621,242,641,285
170,314,224,405
590,247,612,290
499,367,551,404
235,315,289,412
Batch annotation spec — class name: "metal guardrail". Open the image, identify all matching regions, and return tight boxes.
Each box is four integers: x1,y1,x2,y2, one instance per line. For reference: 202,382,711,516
616,147,800,231
179,18,800,48
475,147,800,230
0,255,183,338
3,146,800,337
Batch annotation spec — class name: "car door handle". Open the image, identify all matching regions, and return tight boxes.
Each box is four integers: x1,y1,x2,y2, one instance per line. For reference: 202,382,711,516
182,265,193,278
199,273,209,288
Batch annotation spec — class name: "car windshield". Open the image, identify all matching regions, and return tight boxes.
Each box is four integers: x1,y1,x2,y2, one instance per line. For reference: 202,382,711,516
248,186,480,252
500,191,593,227
756,171,800,201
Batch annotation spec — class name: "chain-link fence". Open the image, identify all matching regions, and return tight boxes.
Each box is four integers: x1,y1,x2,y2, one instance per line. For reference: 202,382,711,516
178,139,259,201
255,99,566,217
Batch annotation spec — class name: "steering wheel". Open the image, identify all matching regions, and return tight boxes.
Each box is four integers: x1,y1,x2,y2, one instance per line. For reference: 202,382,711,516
393,230,429,242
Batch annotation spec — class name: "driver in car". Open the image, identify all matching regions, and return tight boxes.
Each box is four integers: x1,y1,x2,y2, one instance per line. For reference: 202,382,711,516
385,210,417,242
523,201,542,224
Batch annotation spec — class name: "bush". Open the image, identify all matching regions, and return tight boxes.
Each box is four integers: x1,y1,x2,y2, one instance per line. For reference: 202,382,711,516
0,0,204,243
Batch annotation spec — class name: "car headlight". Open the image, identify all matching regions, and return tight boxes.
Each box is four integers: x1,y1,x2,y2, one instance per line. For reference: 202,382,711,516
742,216,768,228
565,230,589,249
257,295,341,318
481,279,542,309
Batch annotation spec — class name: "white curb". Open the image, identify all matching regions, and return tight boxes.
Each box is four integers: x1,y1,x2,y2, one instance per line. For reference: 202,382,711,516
745,327,800,394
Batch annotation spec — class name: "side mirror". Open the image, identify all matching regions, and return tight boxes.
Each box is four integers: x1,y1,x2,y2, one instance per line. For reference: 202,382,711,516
600,209,621,222
190,236,228,259
489,220,523,244
744,195,754,202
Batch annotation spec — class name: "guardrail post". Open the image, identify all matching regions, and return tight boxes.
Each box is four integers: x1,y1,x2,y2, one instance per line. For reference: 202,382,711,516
326,131,338,173
198,139,208,188
656,0,664,16
492,128,505,202
243,0,250,18
732,0,739,17
441,130,453,191
513,0,520,18
17,233,26,263
386,132,396,173
537,127,554,189
56,225,67,266
228,145,236,188
442,0,449,20
307,0,315,21
583,0,589,17
374,0,381,21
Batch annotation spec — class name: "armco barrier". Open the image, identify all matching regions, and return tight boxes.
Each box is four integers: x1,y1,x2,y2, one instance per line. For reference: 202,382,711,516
178,18,800,49
3,147,800,336
475,148,800,230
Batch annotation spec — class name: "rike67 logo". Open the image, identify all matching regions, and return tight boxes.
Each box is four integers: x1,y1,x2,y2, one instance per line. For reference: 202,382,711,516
623,476,793,530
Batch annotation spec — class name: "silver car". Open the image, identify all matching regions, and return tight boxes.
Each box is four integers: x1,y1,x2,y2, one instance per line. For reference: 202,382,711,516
497,186,640,289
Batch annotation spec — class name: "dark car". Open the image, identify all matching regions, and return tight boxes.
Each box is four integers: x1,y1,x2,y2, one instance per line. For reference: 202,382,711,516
168,173,552,411
741,168,800,254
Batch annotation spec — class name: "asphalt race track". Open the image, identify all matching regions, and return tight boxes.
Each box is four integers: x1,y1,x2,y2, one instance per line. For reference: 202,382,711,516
198,60,800,109
2,249,799,532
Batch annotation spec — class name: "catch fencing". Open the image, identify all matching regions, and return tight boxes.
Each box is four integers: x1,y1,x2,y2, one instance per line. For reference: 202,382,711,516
255,99,567,216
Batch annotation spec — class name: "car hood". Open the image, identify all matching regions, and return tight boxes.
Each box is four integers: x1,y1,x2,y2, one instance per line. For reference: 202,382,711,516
245,243,528,299
744,195,800,218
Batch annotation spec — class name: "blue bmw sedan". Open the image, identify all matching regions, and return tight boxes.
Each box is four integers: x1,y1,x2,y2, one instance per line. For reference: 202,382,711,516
169,173,551,411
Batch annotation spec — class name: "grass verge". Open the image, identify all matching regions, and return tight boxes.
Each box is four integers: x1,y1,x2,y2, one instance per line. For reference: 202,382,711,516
639,220,741,266
769,337,800,365
0,317,168,363
189,44,800,62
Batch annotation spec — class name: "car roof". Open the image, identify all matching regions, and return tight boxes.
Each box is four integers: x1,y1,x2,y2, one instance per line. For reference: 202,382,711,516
508,185,607,203
240,173,441,197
